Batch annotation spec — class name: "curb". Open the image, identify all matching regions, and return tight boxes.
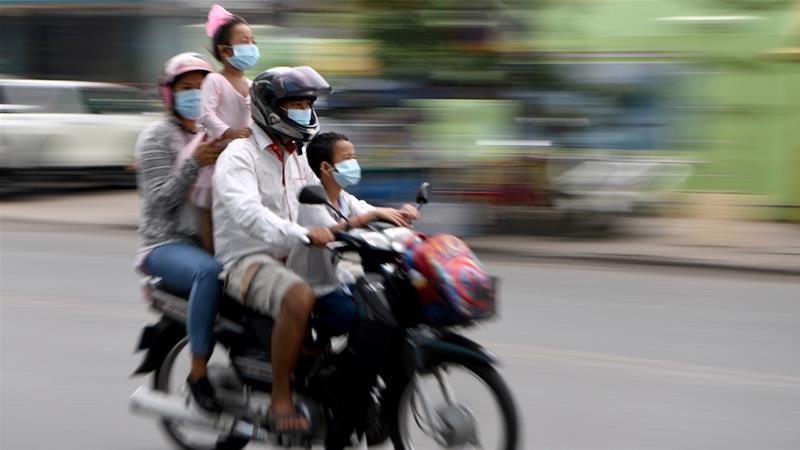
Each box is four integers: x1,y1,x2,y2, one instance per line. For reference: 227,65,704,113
1,217,139,232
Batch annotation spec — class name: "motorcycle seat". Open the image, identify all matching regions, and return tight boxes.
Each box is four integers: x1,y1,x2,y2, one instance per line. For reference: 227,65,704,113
145,277,258,324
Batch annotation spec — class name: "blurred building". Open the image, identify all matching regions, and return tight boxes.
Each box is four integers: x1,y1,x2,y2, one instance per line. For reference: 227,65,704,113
2,1,178,84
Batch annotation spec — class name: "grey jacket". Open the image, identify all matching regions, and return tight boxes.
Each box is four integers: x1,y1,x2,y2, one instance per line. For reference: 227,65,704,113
135,117,202,250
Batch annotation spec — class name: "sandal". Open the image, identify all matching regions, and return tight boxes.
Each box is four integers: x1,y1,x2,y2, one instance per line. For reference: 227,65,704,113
265,408,312,436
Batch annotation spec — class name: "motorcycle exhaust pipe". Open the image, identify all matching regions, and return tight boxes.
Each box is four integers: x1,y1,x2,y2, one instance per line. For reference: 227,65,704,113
129,386,232,428
129,386,269,441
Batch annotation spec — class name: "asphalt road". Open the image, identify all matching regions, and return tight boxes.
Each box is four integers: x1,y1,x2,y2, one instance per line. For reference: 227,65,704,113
2,221,799,450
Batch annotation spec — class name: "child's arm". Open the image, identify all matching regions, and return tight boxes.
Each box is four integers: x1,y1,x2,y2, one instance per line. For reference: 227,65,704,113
399,203,420,221
340,191,413,228
343,208,409,229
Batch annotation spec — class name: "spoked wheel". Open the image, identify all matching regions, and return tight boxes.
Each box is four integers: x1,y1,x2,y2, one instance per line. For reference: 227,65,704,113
154,337,250,450
392,360,519,450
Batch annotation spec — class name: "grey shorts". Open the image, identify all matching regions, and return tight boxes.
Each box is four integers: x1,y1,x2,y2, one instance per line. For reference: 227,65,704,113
223,253,304,319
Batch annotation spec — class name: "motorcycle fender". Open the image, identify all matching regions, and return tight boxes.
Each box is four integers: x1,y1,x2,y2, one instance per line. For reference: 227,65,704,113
131,317,185,376
407,333,499,374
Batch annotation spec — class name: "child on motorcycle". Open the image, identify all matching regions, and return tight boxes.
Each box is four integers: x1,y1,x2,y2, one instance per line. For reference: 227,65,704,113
286,131,419,448
196,4,258,250
287,131,419,337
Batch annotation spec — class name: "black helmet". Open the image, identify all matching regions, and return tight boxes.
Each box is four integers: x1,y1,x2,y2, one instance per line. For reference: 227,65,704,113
251,66,332,143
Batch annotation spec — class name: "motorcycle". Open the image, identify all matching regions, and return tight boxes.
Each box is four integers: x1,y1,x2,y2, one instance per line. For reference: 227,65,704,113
129,182,520,449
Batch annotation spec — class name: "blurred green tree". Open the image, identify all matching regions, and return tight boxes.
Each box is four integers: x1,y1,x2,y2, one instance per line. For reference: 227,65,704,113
356,0,523,85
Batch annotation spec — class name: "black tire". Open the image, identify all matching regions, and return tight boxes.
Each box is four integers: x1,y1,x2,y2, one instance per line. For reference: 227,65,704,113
154,337,250,450
390,360,519,450
366,370,408,447
364,392,392,446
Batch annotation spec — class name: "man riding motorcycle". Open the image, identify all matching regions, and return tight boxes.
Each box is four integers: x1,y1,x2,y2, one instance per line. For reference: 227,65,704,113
211,66,338,438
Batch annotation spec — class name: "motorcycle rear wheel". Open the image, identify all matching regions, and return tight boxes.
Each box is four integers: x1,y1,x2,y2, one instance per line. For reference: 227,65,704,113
154,337,250,450
392,359,519,450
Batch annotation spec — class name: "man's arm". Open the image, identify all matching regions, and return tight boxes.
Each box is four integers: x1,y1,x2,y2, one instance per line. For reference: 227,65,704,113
213,148,309,246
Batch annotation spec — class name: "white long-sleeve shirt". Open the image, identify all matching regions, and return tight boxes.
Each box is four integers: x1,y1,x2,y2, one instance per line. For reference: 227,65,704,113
212,125,318,265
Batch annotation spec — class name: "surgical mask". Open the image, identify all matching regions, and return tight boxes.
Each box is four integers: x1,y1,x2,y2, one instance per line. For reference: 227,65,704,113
333,159,361,188
173,89,202,120
227,44,260,71
286,108,312,126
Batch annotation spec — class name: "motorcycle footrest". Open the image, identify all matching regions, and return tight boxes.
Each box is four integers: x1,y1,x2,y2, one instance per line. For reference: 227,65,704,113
271,432,312,448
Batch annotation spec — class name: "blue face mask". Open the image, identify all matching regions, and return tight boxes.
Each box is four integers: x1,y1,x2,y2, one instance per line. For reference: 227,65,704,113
333,159,361,188
286,108,312,126
173,89,202,120
227,44,260,71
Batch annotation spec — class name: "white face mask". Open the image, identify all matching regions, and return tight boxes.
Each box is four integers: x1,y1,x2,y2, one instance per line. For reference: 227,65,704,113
226,44,260,70
333,159,361,188
286,108,312,126
173,89,202,120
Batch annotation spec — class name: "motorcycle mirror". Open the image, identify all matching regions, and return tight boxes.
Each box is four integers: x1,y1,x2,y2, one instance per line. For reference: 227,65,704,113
299,185,329,205
416,182,431,206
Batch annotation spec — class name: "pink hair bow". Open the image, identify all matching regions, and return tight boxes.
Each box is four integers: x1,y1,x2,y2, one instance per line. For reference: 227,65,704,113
206,4,234,38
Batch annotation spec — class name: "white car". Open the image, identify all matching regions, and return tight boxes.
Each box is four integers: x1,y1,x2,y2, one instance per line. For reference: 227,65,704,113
0,79,161,185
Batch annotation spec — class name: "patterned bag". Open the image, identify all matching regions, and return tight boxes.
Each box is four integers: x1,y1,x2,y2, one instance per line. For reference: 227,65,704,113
403,234,496,326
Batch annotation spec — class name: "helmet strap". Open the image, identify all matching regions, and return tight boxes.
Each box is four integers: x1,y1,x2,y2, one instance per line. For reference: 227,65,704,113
265,129,303,155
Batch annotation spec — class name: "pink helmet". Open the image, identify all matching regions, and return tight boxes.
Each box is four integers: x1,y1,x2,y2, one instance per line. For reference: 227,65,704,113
158,52,214,109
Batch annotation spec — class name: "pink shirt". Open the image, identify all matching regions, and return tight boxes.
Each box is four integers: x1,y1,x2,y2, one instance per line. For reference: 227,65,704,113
193,73,254,209
200,72,253,138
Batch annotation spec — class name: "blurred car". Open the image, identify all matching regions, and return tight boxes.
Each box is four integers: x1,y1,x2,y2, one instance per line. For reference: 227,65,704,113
0,79,161,187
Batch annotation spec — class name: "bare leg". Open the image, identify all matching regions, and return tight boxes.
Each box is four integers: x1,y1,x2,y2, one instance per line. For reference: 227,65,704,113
270,282,316,431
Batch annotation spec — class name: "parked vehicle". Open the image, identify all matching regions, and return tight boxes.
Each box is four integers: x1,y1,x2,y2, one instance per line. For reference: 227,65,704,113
0,79,160,186
129,183,520,450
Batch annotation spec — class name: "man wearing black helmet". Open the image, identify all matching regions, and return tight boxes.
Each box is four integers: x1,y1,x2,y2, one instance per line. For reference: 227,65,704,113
212,66,333,435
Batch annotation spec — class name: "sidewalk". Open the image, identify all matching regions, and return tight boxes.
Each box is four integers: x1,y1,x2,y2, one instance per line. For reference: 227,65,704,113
1,189,139,230
468,217,800,276
2,190,799,275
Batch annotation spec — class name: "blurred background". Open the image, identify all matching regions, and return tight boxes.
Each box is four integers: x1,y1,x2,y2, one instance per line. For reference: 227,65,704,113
2,2,799,450
2,0,799,228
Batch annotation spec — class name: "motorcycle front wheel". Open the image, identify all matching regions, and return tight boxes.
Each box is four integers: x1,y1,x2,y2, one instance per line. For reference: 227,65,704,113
154,337,250,450
392,359,520,450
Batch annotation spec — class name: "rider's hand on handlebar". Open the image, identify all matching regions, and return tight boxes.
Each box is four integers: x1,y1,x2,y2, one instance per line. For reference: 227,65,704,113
193,135,228,166
399,204,419,222
307,227,335,247
371,208,409,228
